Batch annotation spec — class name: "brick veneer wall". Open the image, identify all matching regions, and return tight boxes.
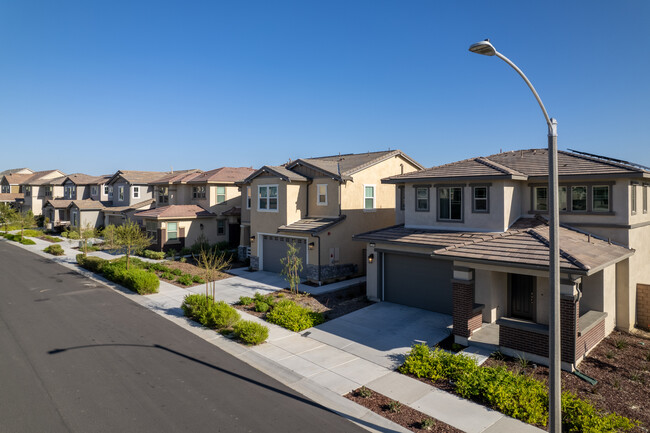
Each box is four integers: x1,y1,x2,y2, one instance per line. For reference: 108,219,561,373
576,319,605,360
637,284,650,331
452,280,482,338
499,326,549,357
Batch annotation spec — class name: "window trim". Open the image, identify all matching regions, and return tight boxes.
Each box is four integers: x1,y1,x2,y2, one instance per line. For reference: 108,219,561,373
258,184,279,212
437,186,463,222
44,185,53,197
414,186,430,212
91,185,98,196
530,182,615,215
192,186,206,200
643,184,648,214
167,222,178,241
631,183,637,215
591,185,610,213
132,186,140,199
216,186,226,204
471,185,490,213
316,184,328,206
570,185,588,212
118,185,124,202
363,184,376,211
1,184,9,194
217,219,225,235
246,186,251,209
158,186,169,204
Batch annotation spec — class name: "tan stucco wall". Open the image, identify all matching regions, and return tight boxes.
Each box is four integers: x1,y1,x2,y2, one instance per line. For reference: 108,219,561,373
308,178,340,217
581,266,617,334
474,270,508,322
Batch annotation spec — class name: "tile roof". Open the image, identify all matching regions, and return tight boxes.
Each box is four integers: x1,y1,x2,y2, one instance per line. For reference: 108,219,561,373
65,173,111,185
3,173,37,185
31,175,68,186
108,170,179,185
0,168,32,176
0,193,24,202
187,167,256,184
102,198,156,213
355,218,633,275
384,149,650,183
221,206,241,216
134,205,216,219
243,165,309,183
12,170,66,186
149,169,203,185
70,199,105,210
44,199,73,209
278,216,346,233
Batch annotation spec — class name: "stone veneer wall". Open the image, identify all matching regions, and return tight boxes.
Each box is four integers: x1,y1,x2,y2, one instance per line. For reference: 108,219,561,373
250,256,259,271
637,284,650,330
306,263,357,283
452,279,482,338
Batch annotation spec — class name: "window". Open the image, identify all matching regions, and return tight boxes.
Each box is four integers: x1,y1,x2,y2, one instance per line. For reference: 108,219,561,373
246,187,251,209
118,186,124,201
158,187,169,203
559,186,568,211
71,211,78,227
592,186,610,212
317,184,327,206
216,186,226,204
438,187,462,221
398,186,405,211
192,186,206,199
64,185,76,199
415,187,429,211
167,222,178,241
132,186,140,199
533,186,548,211
104,185,110,195
644,185,648,214
217,219,225,235
25,186,31,197
1,185,8,193
364,185,375,210
258,185,278,211
472,186,488,213
146,220,157,242
91,186,98,196
631,184,637,215
44,186,53,197
571,186,587,211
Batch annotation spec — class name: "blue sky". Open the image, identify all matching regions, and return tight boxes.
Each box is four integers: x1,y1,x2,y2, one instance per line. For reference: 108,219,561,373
1,1,648,174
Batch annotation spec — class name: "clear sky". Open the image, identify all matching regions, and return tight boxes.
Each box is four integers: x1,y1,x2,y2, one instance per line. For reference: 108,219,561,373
1,1,649,175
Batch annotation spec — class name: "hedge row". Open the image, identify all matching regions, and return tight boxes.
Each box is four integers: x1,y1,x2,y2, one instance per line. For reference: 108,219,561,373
2,233,36,245
76,254,159,295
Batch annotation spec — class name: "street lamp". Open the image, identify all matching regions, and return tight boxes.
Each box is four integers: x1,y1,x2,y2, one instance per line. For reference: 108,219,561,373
469,39,561,432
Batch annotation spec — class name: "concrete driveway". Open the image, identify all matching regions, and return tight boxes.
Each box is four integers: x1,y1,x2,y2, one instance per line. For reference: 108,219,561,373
304,302,453,369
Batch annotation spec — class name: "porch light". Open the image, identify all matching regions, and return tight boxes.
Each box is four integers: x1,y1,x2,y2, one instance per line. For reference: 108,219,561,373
469,38,560,432
367,253,374,264
308,242,315,250
369,242,376,247
250,235,255,243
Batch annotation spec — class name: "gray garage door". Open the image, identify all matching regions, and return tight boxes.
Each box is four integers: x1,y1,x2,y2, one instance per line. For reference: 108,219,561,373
382,253,453,314
261,235,307,277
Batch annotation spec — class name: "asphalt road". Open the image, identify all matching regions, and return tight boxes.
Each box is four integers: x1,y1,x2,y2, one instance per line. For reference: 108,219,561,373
0,242,366,433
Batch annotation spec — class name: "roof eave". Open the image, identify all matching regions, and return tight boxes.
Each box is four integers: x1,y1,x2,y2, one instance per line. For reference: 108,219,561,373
381,174,527,184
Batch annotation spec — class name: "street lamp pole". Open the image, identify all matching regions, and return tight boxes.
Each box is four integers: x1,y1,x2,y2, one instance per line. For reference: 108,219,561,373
468,39,561,432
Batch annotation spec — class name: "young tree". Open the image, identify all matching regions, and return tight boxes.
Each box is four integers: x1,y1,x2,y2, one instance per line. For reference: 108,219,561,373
0,203,16,233
14,210,35,239
115,220,152,270
79,224,97,258
281,241,303,294
194,245,232,304
101,224,117,250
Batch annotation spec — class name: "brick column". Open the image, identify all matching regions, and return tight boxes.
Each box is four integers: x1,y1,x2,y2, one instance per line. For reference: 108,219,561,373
452,276,482,339
637,284,650,331
560,295,578,364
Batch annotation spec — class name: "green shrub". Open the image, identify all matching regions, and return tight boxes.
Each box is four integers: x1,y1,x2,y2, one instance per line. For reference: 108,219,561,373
166,248,178,259
22,229,42,237
181,295,240,329
146,262,169,272
169,268,183,276
214,241,230,251
233,320,269,345
181,294,211,318
81,256,107,273
265,299,324,332
20,237,36,245
44,244,64,256
67,230,80,240
179,257,187,263
205,301,240,329
176,274,194,286
562,392,638,432
192,275,205,284
43,235,63,243
122,268,159,294
255,302,270,313
179,247,191,256
161,271,175,280
60,231,69,238
142,249,165,260
239,296,254,306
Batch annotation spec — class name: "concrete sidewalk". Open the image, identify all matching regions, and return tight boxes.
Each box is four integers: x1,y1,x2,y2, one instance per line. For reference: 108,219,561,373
4,235,544,433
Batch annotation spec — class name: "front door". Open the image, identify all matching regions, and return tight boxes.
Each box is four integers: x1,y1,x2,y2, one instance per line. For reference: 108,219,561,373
510,274,535,321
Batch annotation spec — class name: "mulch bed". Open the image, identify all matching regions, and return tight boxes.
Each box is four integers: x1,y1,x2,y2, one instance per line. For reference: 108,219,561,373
234,286,372,322
481,330,650,432
157,259,231,288
345,388,462,432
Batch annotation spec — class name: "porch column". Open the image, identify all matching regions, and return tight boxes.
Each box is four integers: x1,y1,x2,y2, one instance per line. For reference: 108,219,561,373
452,267,482,342
560,280,579,365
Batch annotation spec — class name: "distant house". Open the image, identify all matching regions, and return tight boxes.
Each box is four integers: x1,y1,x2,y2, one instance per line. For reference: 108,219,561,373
102,170,171,226
356,148,650,370
239,150,423,284
17,170,66,215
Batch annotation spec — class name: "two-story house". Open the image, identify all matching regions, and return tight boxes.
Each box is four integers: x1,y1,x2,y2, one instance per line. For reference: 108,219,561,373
0,168,34,207
240,150,423,284
102,170,170,226
43,173,113,228
136,167,254,251
18,170,66,215
356,149,649,371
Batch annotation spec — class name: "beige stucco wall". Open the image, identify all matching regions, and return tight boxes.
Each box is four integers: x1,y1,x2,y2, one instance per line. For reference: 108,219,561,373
474,270,508,323
581,266,617,334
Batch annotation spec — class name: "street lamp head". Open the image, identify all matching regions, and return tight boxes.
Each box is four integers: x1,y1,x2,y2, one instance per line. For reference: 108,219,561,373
469,39,497,56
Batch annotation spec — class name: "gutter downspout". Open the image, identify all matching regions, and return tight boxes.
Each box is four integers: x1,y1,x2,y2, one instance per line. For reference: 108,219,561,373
312,233,321,285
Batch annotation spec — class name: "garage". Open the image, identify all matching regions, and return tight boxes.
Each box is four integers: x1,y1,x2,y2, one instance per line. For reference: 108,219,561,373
382,253,453,314
261,235,307,277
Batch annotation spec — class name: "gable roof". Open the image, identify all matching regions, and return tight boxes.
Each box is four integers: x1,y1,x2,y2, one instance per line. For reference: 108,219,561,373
187,167,256,184
149,169,203,185
0,193,24,202
384,148,650,183
65,173,112,186
102,198,156,213
0,168,33,176
4,169,65,186
243,165,309,183
44,199,74,209
355,217,633,275
106,170,175,185
134,205,216,219
69,199,106,211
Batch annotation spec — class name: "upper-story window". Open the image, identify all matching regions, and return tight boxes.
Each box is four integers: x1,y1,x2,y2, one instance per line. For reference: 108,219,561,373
472,186,489,213
246,187,251,209
105,185,113,198
258,185,278,211
364,185,375,210
592,186,610,212
1,185,9,193
193,186,206,199
398,186,405,211
216,186,226,204
571,186,587,211
91,186,98,196
631,184,637,215
132,186,140,199
44,186,53,197
317,184,327,206
415,186,429,212
438,186,462,221
533,186,548,211
158,187,169,203
64,185,76,199
25,186,31,197
118,186,125,201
